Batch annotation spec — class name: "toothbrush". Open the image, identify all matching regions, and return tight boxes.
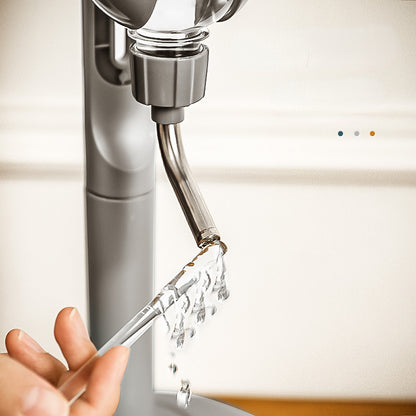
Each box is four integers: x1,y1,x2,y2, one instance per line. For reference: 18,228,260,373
59,241,227,405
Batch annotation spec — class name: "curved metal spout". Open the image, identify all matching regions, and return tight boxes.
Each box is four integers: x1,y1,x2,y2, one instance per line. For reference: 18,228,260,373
157,123,220,248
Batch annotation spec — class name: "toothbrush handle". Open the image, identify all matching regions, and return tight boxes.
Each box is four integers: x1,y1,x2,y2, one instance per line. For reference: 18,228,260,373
59,305,159,404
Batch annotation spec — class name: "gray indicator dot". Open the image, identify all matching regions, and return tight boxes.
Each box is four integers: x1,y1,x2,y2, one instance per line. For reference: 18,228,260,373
354,131,360,136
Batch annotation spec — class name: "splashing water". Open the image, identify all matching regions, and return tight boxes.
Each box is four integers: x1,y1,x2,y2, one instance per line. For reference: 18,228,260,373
157,241,229,408
58,241,229,407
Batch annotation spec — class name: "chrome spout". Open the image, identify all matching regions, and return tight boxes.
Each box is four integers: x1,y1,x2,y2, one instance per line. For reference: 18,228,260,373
157,123,220,248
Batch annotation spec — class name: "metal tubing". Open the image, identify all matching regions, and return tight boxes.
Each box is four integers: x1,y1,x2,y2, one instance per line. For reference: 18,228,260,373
156,123,220,247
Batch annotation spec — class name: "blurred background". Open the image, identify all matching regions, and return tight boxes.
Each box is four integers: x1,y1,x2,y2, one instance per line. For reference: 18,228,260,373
1,0,416,415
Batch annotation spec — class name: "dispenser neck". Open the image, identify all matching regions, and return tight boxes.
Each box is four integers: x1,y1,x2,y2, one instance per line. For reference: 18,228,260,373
128,27,209,57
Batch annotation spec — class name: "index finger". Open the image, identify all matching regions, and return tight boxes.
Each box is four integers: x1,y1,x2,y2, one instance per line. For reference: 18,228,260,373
54,308,97,372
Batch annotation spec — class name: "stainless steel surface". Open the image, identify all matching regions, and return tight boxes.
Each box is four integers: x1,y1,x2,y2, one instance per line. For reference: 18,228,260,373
154,392,253,416
157,123,220,248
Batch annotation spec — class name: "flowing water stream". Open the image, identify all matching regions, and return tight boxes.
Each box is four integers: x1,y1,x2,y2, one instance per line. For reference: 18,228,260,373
157,241,229,408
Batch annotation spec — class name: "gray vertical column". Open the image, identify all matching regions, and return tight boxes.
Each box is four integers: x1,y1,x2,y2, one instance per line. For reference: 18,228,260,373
86,194,154,415
82,1,155,414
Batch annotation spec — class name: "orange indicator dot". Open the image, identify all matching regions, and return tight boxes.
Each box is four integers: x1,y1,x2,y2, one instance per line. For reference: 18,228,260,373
370,131,376,136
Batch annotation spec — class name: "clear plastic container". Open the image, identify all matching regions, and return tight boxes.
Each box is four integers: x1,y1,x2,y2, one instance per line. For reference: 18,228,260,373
92,0,247,31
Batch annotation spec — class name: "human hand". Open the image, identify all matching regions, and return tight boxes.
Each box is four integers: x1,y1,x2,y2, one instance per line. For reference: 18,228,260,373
0,307,129,416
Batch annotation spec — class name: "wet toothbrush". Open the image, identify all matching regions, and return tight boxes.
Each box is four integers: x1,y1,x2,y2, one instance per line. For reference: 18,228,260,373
59,242,228,405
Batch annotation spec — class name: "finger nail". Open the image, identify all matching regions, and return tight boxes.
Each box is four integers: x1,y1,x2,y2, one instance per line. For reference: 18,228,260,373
69,308,89,339
22,387,69,416
18,331,44,354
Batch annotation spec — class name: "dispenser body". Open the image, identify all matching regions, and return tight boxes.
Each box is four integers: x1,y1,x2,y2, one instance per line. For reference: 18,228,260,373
82,0,251,414
82,1,155,413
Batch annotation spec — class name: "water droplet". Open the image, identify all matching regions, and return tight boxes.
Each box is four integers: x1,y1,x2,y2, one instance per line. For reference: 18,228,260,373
192,292,205,313
177,379,192,409
218,285,230,302
169,363,178,375
202,271,211,291
213,269,225,292
177,294,191,314
175,329,185,349
160,312,171,333
196,307,206,323
207,305,217,316
186,327,196,338
172,315,184,334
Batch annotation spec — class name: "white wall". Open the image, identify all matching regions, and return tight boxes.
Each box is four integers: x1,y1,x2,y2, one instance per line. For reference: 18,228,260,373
1,0,416,401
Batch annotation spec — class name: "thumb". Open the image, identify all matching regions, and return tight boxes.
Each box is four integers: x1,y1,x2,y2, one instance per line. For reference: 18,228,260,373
0,354,69,416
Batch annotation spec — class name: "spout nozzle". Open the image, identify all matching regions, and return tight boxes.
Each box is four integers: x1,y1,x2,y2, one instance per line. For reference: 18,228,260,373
198,228,221,248
156,123,221,248
151,106,184,124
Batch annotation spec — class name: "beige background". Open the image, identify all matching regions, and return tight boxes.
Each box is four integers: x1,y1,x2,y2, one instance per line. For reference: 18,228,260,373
0,0,416,400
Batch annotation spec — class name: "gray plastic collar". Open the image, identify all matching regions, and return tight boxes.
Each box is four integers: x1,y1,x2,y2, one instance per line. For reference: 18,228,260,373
130,45,209,123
